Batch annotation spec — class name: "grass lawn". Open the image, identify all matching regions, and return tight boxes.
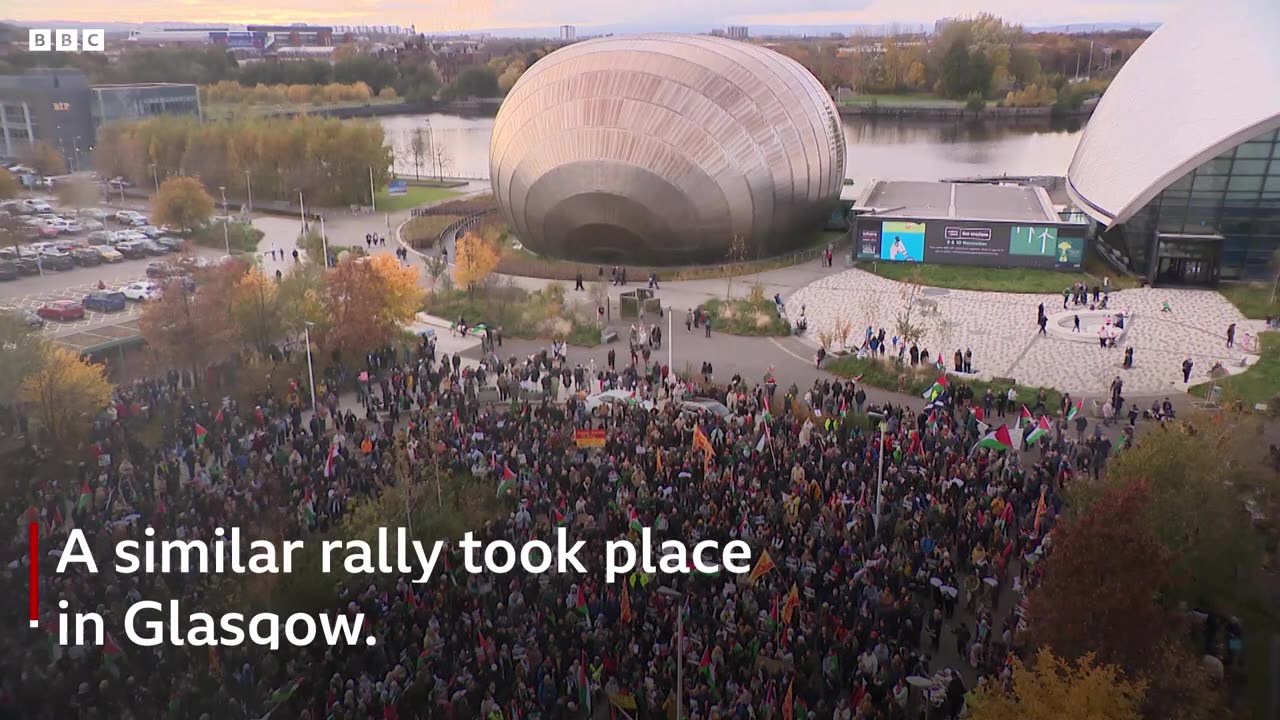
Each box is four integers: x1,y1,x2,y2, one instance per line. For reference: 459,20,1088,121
827,354,1064,411
1219,282,1278,320
839,93,964,108
403,214,464,250
374,186,460,213
702,297,790,336
1189,331,1278,410
425,286,600,346
858,252,1141,295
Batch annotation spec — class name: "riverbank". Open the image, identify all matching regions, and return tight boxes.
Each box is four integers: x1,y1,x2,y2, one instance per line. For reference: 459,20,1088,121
204,97,503,121
837,97,1098,119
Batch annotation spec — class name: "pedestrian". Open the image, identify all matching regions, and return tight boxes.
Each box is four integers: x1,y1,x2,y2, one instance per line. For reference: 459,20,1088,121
1073,315,1080,332
575,272,584,291
1037,302,1045,322
685,309,693,332
607,348,616,370
1182,356,1194,383
1038,315,1048,335
1226,322,1236,348
704,316,712,338
816,346,826,369
648,272,659,290
963,348,972,374
1062,287,1070,309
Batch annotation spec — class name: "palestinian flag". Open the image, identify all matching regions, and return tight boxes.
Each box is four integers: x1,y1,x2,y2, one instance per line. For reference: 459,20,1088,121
1065,398,1083,422
270,676,303,704
102,631,124,677
782,583,800,625
1024,416,1051,444
496,465,518,498
213,407,224,424
769,595,780,630
922,376,948,402
748,549,776,584
685,558,721,577
552,508,566,526
1113,434,1129,455
76,482,93,514
194,423,207,446
1018,405,1034,429
925,410,938,431
973,424,1015,454
850,373,864,384
620,581,633,624
578,650,591,712
575,585,589,615
698,646,715,687
973,407,985,423
628,507,643,533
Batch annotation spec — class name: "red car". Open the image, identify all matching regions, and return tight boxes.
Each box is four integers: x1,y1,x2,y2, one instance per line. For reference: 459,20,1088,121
36,300,85,321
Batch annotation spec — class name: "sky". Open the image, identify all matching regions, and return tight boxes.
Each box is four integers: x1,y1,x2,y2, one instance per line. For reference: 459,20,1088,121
7,0,1179,32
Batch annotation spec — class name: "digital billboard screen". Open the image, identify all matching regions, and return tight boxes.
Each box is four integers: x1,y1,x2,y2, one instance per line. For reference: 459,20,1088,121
854,218,1086,270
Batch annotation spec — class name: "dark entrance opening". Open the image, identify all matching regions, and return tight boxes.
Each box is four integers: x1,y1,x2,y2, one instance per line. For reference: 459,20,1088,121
1151,233,1222,287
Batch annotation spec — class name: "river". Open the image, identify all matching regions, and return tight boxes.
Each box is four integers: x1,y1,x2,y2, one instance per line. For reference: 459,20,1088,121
380,112,1086,189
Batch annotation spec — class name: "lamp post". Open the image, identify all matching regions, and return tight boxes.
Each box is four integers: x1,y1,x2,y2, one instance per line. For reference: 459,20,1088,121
319,215,330,268
303,321,318,415
244,170,253,212
874,420,888,532
423,119,436,180
150,163,159,194
657,587,684,719
218,186,231,256
298,190,307,234
369,167,376,212
667,304,673,373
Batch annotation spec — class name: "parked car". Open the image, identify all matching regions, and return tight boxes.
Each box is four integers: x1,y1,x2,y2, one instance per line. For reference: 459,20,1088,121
121,281,160,301
112,230,147,244
21,199,52,213
137,225,164,238
86,230,113,246
678,398,732,419
0,261,17,281
59,219,83,234
114,210,143,224
145,261,177,278
10,257,39,275
154,236,184,252
1,201,33,215
81,219,105,232
136,239,168,256
94,246,124,263
38,250,74,270
78,208,110,221
108,177,131,189
2,306,45,328
82,292,127,313
114,241,147,259
33,225,59,239
127,216,150,227
71,247,103,266
36,300,85,321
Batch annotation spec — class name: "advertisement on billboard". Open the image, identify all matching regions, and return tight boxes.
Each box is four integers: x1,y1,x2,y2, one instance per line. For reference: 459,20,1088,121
856,225,881,260
927,224,1006,262
879,221,925,262
1010,226,1084,265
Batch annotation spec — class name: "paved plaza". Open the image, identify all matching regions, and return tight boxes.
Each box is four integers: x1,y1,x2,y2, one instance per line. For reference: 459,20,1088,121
789,268,1267,396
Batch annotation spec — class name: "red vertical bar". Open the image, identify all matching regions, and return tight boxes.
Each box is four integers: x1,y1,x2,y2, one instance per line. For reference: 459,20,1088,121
29,523,38,627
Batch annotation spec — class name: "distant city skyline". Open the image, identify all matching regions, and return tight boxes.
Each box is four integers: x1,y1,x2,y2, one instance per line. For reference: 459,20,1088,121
6,0,1177,35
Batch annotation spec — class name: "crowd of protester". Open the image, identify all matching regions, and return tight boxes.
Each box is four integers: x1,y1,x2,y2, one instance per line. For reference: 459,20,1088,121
2,332,1098,720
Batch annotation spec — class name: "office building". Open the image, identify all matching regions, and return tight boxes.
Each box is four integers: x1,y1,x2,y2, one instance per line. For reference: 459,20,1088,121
560,25,576,42
726,26,749,41
1067,0,1280,284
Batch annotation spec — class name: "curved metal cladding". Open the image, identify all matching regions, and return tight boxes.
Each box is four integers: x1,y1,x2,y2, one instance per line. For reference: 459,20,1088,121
490,34,846,265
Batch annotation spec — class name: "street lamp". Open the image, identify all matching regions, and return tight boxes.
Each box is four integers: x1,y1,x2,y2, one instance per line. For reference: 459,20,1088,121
319,214,330,268
874,420,888,532
423,119,436,180
303,321,318,415
218,186,231,256
244,170,253,212
657,587,684,719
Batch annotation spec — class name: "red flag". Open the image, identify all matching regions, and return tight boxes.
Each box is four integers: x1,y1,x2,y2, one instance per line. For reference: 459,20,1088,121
620,581,633,624
214,407,225,424
502,464,517,482
193,423,207,446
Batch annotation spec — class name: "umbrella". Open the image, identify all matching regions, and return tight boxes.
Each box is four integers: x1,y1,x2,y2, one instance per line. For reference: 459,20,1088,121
929,577,942,588
906,676,933,688
983,577,999,587
941,586,958,598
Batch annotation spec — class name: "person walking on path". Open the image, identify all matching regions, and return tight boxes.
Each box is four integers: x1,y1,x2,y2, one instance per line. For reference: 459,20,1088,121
704,316,712,338
685,310,693,332
1038,315,1048,335
1073,315,1081,332
1062,287,1070,309
1226,323,1236,348
1182,356,1194,383
574,272,584,291
816,346,826,369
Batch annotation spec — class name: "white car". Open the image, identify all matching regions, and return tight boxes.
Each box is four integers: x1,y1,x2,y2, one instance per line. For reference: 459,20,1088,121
120,281,160,301
111,230,147,244
22,199,52,213
114,210,144,224
584,390,656,412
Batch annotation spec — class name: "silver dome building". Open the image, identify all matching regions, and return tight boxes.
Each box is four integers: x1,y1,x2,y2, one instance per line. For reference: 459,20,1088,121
489,34,846,265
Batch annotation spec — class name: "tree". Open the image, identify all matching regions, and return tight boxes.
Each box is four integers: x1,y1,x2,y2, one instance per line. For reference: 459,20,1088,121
1025,481,1172,674
443,66,499,100
1072,410,1271,605
56,178,101,210
333,56,398,95
966,649,1146,720
431,145,453,181
230,266,284,355
24,140,66,176
724,234,748,300
453,231,499,293
21,346,113,448
140,263,244,381
0,213,28,259
408,128,427,180
0,167,18,199
895,267,929,346
422,253,450,292
153,176,215,233
319,255,423,356
1269,246,1280,306
0,313,45,410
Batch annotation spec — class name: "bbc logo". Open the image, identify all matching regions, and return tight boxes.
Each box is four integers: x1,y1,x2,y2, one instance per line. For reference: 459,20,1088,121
29,29,106,52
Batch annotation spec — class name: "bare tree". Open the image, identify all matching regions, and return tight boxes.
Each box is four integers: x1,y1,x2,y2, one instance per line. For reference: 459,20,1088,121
724,234,748,300
894,266,928,348
408,129,427,181
422,253,450,292
432,145,453,182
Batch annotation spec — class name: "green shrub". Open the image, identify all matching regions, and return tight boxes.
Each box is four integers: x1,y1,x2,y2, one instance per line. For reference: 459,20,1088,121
191,221,263,253
965,94,987,112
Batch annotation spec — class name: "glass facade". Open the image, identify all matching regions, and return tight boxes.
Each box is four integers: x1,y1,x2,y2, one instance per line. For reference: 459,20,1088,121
1100,127,1280,282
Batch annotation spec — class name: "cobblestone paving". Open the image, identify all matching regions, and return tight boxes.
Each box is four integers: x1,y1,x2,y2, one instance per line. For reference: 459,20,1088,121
789,269,1266,397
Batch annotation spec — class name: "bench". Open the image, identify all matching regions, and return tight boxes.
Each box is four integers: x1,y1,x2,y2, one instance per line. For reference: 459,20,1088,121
601,328,619,344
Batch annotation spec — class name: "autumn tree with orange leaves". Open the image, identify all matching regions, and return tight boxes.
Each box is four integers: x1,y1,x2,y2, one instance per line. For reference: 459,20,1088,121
317,255,422,357
140,260,246,383
229,265,285,354
966,649,1146,720
1025,480,1172,674
21,346,113,448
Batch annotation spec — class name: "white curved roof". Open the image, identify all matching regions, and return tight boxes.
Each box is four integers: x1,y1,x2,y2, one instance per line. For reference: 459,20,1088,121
1066,0,1280,225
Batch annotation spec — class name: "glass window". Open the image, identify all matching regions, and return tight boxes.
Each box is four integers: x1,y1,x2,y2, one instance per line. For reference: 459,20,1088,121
1228,175,1264,193
1233,159,1270,176
1235,142,1273,159
1193,174,1228,193
1196,156,1235,175
1265,175,1280,193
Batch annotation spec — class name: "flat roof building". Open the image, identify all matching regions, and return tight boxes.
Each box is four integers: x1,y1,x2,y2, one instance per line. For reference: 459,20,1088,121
850,180,1089,270
1066,0,1280,285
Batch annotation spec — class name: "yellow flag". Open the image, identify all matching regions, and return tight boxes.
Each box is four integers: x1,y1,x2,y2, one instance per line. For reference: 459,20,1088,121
748,549,776,584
